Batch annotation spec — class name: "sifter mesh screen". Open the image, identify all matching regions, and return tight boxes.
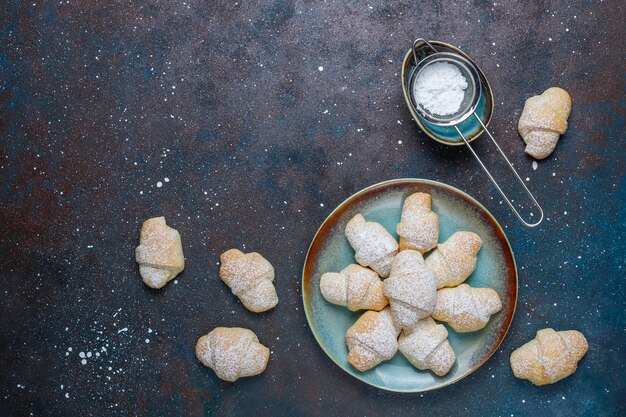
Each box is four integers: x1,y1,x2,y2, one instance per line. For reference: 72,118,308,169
409,52,482,126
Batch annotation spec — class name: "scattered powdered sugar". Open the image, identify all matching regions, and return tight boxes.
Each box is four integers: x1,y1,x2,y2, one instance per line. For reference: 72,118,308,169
413,61,468,116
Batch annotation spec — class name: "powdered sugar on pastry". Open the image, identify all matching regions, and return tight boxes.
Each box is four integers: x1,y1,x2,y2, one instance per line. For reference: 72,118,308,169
196,327,270,382
399,317,456,376
432,283,502,332
425,231,482,289
396,192,440,253
320,264,388,311
135,217,185,289
219,249,278,313
345,308,400,371
345,213,398,277
510,328,588,386
518,87,572,159
383,250,436,328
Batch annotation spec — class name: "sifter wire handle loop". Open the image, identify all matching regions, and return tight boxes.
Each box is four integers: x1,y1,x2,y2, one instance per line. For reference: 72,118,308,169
412,38,438,64
453,113,544,227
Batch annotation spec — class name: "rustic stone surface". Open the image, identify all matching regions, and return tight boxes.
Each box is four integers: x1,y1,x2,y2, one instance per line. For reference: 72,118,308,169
0,1,623,415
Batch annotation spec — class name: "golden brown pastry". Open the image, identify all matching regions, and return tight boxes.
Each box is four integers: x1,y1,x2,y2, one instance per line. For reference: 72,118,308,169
425,231,482,289
518,87,572,159
431,283,502,332
346,307,400,371
219,249,278,313
196,327,270,382
383,250,437,328
135,216,185,289
510,328,588,386
320,264,388,311
396,192,440,253
398,317,456,376
345,213,398,277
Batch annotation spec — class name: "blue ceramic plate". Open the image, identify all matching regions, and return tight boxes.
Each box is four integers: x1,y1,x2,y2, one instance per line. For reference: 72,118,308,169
302,179,517,392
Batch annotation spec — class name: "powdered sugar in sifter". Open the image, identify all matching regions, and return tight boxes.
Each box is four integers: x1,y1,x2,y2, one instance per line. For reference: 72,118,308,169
402,38,543,227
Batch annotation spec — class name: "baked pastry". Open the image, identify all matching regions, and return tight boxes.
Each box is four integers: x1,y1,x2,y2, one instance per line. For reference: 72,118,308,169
219,249,278,313
135,216,184,289
320,264,388,311
196,327,270,382
396,192,439,253
425,231,482,289
346,307,400,371
345,213,398,277
398,317,456,376
510,328,588,386
432,283,502,332
518,87,572,159
383,250,437,328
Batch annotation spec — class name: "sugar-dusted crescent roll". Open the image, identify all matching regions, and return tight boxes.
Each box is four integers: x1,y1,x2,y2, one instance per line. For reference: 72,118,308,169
510,328,588,386
383,250,437,328
396,192,440,253
346,307,400,371
196,327,270,382
432,283,502,332
219,249,278,313
399,317,456,376
518,87,572,159
345,213,398,277
425,231,482,289
135,216,185,289
320,264,388,311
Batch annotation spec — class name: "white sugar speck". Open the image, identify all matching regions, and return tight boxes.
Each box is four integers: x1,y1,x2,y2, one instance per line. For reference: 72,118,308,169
164,177,170,182
145,339,150,344
156,181,163,188
318,66,323,71
79,352,85,358
320,203,324,207
86,352,92,358
398,140,403,144
65,393,69,399
81,359,87,365
532,161,538,170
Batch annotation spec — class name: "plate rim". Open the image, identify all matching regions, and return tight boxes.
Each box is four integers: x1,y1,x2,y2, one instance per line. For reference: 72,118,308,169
301,178,518,393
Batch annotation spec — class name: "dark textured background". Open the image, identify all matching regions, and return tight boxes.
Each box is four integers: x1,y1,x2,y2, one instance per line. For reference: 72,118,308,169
1,1,624,416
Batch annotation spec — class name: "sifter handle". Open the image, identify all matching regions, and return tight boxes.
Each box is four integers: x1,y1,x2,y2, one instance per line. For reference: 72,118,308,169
412,38,438,64
453,113,544,227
